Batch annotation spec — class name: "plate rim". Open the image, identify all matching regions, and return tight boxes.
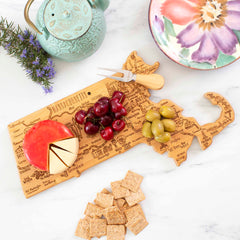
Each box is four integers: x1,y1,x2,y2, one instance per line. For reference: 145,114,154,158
148,0,240,71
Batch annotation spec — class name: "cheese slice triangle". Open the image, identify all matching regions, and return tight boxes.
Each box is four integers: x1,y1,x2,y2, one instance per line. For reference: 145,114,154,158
49,150,68,174
52,137,79,155
50,146,77,167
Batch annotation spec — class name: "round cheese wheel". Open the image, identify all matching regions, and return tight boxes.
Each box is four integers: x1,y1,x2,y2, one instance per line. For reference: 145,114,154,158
23,120,78,173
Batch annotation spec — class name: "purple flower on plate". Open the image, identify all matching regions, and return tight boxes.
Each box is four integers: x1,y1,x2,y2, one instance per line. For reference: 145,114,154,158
161,0,240,64
154,15,164,35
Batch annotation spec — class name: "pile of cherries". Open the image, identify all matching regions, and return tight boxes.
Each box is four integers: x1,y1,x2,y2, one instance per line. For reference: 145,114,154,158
75,91,127,141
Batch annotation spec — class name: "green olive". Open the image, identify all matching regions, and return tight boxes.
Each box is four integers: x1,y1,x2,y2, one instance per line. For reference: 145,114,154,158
142,122,153,138
151,119,164,136
155,132,171,143
159,106,176,119
161,119,176,132
145,109,161,122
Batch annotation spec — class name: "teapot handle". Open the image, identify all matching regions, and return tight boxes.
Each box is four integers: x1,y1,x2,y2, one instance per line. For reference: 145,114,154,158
24,0,43,35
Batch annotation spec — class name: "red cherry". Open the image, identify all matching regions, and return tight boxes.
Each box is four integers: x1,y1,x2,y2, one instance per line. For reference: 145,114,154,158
94,102,109,117
110,98,123,113
120,107,127,116
114,112,122,119
100,127,114,141
87,107,94,114
75,110,87,124
100,115,113,127
98,97,110,105
86,107,96,120
112,91,125,103
84,122,99,135
112,119,125,131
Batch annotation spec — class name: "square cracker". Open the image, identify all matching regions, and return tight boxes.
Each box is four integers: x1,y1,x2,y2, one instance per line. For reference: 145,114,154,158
90,218,107,238
107,225,125,240
84,203,103,218
116,199,126,209
101,188,111,194
124,204,145,222
125,188,145,207
126,214,148,235
105,206,126,225
94,193,114,208
111,181,130,199
121,171,143,192
75,218,91,240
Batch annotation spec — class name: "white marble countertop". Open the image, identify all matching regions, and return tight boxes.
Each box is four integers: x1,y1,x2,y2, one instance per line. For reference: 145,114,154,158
0,0,240,240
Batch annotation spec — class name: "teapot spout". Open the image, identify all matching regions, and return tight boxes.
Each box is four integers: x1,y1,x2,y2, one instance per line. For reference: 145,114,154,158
88,0,109,11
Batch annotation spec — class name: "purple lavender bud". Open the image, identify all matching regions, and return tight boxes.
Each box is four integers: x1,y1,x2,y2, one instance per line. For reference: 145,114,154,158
29,34,35,46
43,66,50,71
36,69,43,77
32,57,40,65
5,43,11,49
24,30,29,36
47,58,53,66
42,86,53,94
20,49,27,58
26,69,33,74
18,34,25,41
36,40,42,51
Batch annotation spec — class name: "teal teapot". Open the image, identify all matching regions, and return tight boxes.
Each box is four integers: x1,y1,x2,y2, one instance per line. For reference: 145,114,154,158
24,0,109,62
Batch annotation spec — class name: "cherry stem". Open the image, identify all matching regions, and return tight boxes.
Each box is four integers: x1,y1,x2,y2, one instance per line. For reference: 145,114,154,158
99,123,105,130
119,94,125,103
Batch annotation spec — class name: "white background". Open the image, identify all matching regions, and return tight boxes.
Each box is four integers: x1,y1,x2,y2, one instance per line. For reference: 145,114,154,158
0,0,240,240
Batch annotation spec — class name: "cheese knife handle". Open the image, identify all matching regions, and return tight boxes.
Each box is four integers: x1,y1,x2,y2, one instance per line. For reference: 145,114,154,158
135,74,165,90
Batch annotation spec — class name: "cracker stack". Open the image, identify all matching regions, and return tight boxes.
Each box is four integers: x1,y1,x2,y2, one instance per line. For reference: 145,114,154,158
75,171,148,239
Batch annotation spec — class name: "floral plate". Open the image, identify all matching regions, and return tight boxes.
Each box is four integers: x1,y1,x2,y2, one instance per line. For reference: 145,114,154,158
148,0,240,70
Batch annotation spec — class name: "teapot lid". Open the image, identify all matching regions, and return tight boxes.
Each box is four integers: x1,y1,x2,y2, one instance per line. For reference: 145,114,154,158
43,0,92,41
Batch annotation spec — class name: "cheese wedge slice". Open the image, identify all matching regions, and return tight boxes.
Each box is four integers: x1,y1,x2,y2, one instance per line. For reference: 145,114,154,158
50,146,77,167
52,137,79,155
49,151,68,174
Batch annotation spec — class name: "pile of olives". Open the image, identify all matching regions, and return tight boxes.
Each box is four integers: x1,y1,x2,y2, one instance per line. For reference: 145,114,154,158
142,106,176,143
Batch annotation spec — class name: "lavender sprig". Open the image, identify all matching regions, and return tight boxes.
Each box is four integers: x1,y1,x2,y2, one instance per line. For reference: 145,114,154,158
0,17,55,92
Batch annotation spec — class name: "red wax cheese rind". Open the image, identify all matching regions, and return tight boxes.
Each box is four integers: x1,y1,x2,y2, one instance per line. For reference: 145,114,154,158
23,120,74,171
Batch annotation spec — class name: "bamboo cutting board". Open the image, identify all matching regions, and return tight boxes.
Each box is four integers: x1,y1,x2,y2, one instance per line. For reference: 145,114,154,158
8,51,235,198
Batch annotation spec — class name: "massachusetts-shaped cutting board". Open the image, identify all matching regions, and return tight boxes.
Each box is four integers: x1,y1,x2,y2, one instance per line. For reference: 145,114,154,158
8,51,234,198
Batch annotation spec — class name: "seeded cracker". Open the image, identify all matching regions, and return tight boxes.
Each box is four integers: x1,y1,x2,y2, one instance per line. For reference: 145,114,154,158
75,218,91,240
107,225,125,240
111,180,130,199
126,214,148,235
121,171,143,192
94,193,114,208
124,204,145,222
90,219,107,238
84,203,103,218
105,206,126,225
125,188,145,207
